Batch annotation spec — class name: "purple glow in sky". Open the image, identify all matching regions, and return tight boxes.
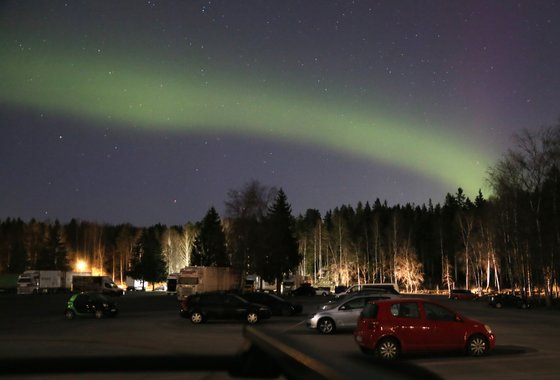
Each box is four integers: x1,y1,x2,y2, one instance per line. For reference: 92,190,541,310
1,1,559,226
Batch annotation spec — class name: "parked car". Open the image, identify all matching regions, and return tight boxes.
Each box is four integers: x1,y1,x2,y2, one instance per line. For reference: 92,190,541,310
449,289,477,300
331,288,400,303
65,292,118,320
489,293,531,309
334,285,348,295
290,283,317,296
315,287,331,296
354,298,495,359
241,292,303,316
179,292,271,324
307,294,396,334
335,283,400,298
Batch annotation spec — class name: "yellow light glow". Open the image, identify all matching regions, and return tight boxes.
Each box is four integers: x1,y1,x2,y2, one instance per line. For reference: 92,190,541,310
75,260,87,273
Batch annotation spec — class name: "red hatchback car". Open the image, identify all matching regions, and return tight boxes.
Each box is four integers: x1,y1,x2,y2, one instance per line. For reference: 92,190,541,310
354,298,495,359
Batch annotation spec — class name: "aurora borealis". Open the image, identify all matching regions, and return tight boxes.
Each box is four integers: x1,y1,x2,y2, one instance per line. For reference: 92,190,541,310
1,1,560,225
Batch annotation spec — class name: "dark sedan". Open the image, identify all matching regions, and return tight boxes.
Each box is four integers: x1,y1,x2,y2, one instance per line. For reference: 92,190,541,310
489,293,531,309
290,284,317,296
180,292,272,324
241,292,303,316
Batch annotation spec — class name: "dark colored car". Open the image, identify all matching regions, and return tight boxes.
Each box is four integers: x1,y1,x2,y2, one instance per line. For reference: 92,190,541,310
65,292,118,319
354,298,495,359
290,283,317,296
489,293,531,309
449,289,477,300
180,292,272,324
334,285,348,295
241,292,303,316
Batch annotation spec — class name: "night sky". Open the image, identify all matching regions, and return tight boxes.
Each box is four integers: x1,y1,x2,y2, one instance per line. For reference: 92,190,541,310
1,1,559,226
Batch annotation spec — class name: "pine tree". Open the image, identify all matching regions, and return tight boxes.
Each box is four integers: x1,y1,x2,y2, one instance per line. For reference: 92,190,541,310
36,223,69,271
262,189,300,293
191,207,229,267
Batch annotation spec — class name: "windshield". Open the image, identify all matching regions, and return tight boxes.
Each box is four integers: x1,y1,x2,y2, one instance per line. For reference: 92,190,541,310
178,277,199,285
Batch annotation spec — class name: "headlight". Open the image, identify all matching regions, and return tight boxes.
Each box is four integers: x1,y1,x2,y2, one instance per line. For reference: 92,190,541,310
103,303,109,308
484,324,492,333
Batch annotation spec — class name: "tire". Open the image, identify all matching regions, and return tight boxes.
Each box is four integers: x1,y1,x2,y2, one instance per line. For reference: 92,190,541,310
65,309,75,320
521,303,528,309
375,338,400,360
94,310,103,319
317,318,335,334
190,311,203,324
246,312,259,324
466,335,488,356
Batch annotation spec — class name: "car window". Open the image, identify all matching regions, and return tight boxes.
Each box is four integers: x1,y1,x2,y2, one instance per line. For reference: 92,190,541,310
346,285,359,293
424,302,456,321
90,294,104,302
390,302,419,318
225,295,245,306
361,303,378,319
201,294,223,305
342,297,367,310
269,294,283,301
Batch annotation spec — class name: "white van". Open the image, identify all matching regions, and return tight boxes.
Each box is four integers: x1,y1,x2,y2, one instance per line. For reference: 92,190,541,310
335,283,399,298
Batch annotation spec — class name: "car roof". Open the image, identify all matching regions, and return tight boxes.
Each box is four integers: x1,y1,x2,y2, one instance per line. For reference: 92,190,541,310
366,297,433,305
334,293,395,304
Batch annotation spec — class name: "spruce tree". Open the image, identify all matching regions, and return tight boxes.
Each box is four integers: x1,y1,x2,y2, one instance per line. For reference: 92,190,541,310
262,189,300,293
192,207,229,267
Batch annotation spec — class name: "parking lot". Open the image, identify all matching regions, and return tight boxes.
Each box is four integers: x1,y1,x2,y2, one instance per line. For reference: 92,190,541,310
1,292,559,379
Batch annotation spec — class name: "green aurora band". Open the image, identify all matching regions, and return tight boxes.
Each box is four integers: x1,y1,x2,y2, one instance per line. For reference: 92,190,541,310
1,45,494,198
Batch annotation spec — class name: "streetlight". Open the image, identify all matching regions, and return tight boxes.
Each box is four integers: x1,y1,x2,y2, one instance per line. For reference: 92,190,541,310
76,260,87,273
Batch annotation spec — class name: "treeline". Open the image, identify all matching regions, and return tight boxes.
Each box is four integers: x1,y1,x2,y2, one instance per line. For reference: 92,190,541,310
1,122,559,301
0,187,300,293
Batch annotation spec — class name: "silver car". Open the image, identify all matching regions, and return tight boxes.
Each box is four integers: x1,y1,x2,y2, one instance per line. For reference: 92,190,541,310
306,294,396,334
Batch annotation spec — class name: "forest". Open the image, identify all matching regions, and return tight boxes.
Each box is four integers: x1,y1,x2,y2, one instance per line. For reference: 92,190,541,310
1,123,559,303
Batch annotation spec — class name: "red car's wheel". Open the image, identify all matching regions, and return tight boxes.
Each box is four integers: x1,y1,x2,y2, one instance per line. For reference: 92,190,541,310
466,334,488,356
375,338,400,360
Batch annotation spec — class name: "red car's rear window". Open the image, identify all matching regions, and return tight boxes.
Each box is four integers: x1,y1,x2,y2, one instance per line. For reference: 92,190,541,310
361,303,378,318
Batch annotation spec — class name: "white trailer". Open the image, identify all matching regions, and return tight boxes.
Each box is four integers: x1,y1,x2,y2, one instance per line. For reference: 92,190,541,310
17,270,63,294
176,266,241,299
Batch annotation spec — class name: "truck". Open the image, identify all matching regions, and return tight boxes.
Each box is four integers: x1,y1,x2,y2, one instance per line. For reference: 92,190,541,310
282,274,310,295
72,275,124,296
16,270,90,294
176,266,241,299
125,276,145,291
17,270,66,294
166,273,178,294
245,274,276,293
